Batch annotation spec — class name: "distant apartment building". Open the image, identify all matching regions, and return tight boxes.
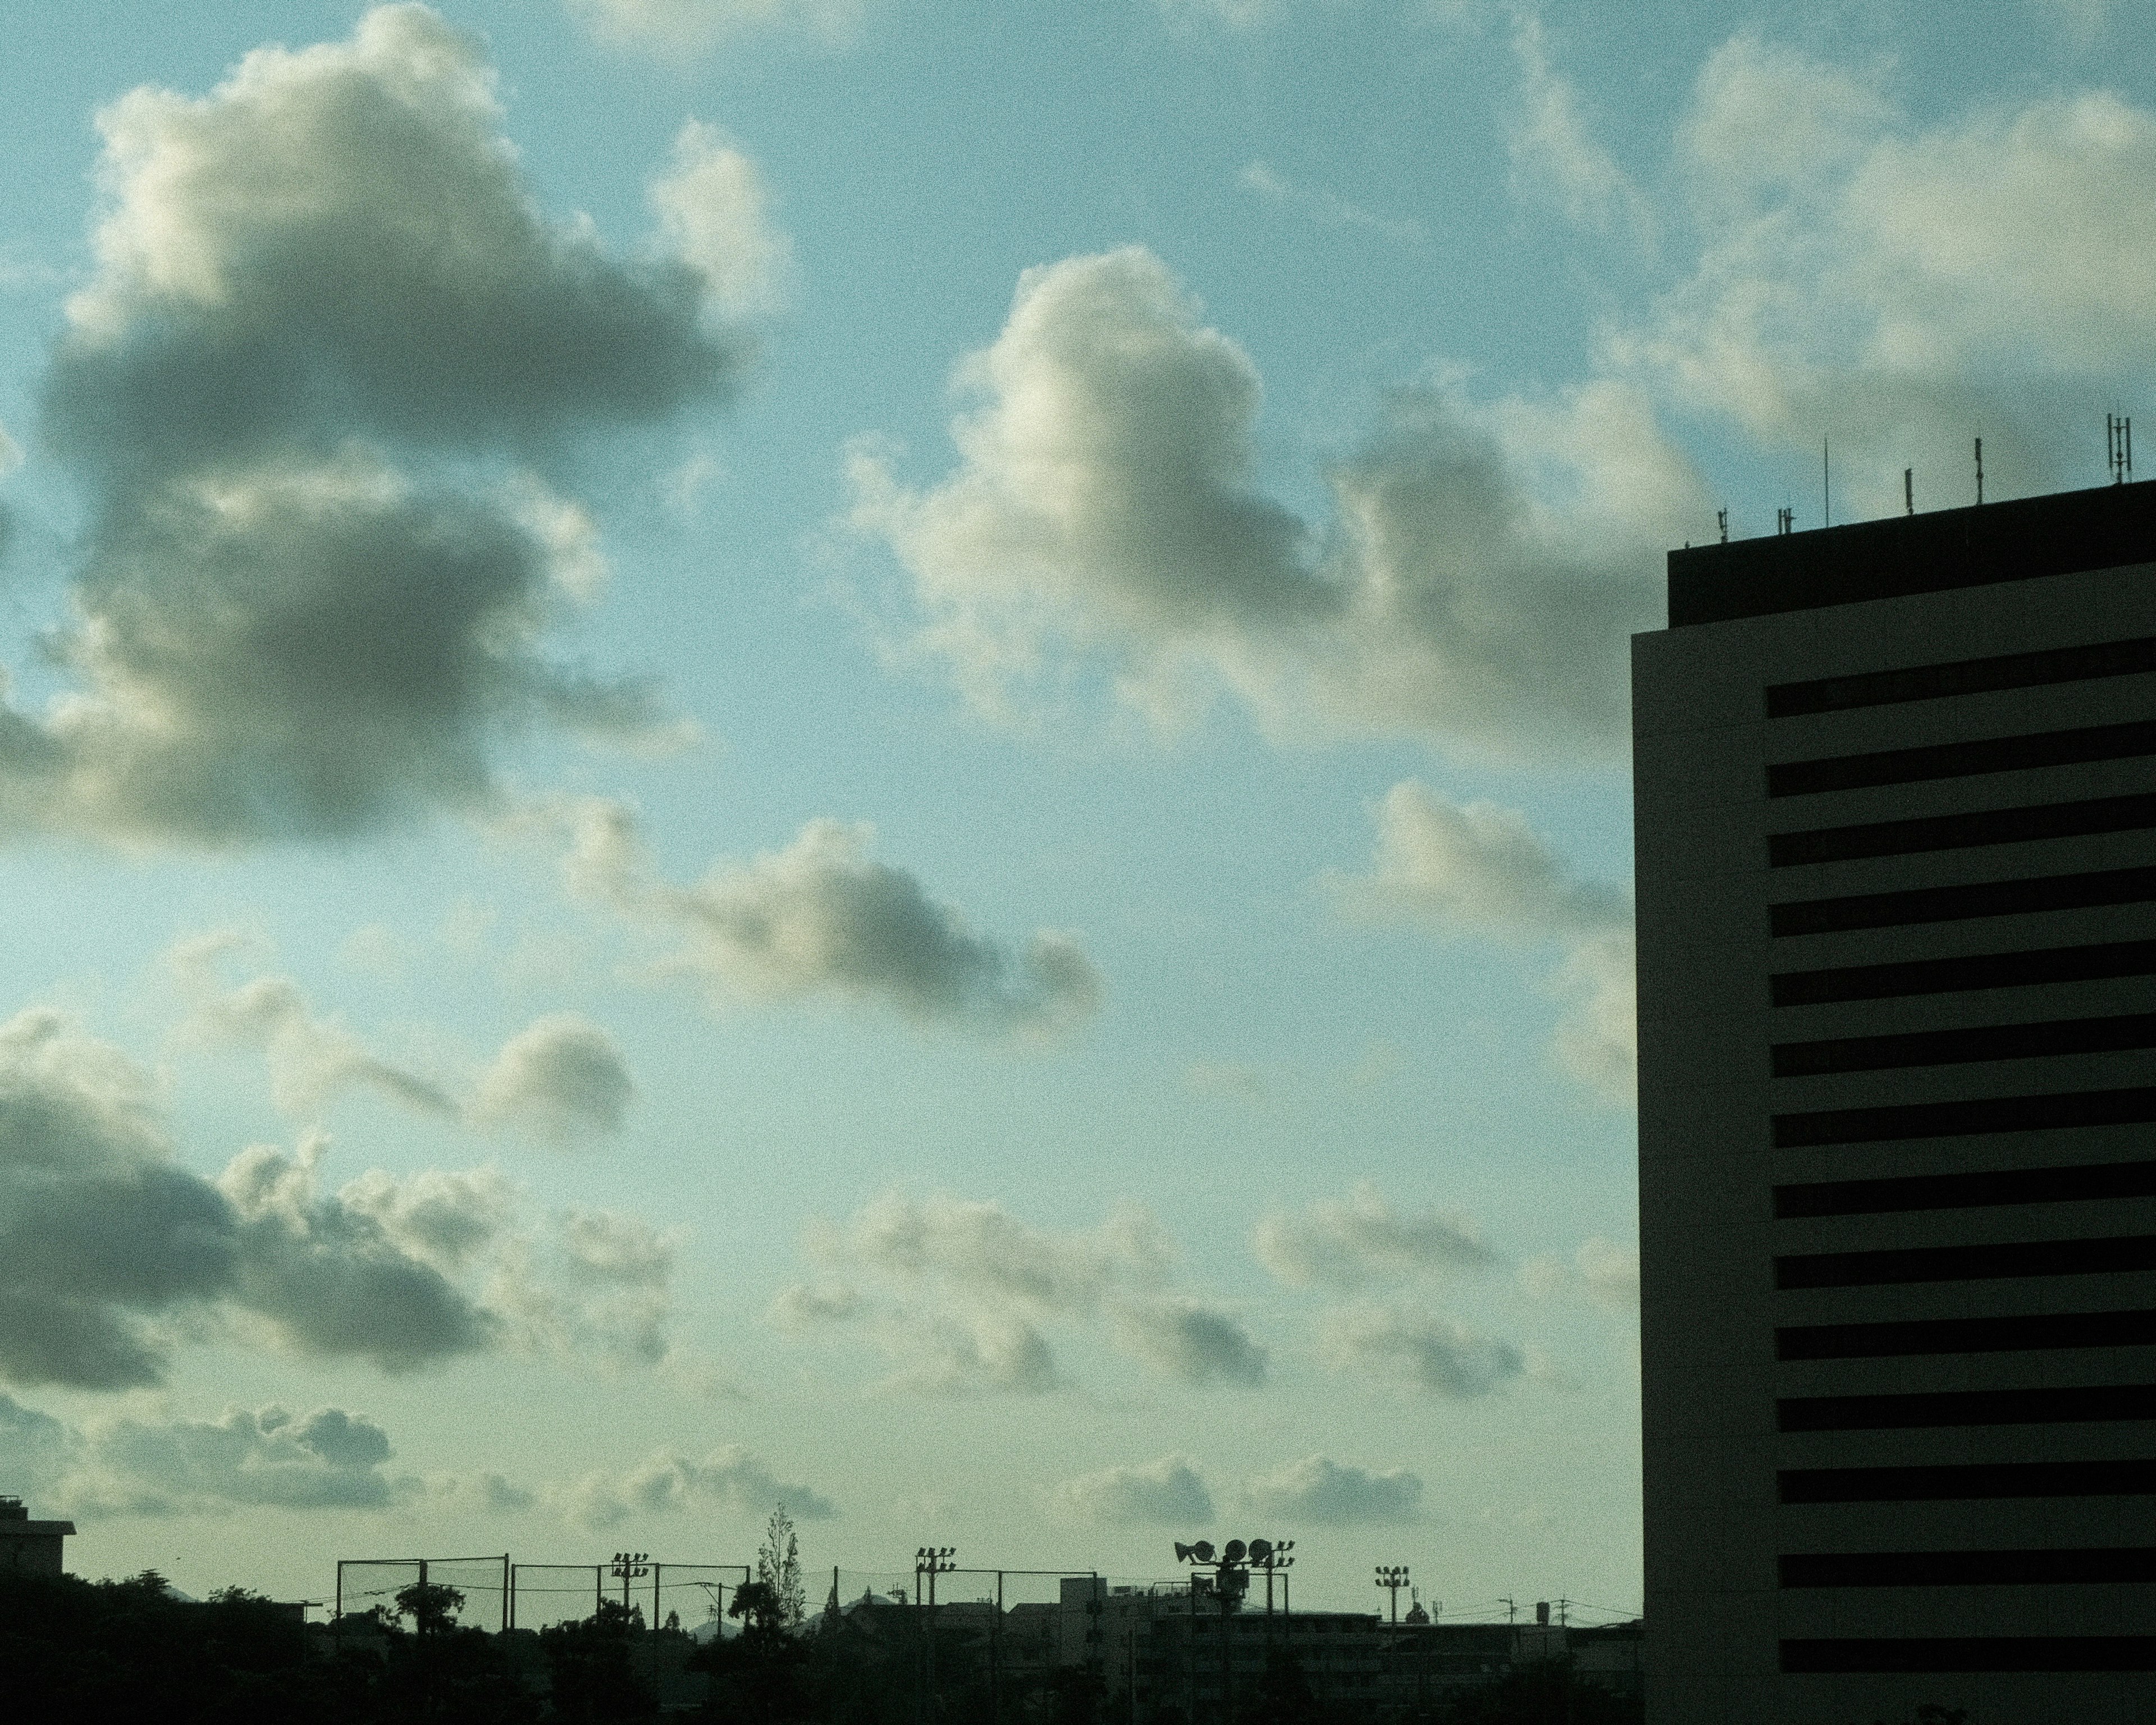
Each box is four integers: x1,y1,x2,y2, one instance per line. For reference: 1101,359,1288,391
0,1496,75,1577
1634,478,2156,1724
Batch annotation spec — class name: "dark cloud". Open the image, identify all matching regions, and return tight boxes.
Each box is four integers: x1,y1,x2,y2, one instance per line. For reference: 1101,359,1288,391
5,4,769,847
1319,1302,1527,1399
1239,1455,1423,1526
852,247,1700,760
1114,1297,1268,1387
567,802,1104,1039
1253,1180,1497,1290
0,1009,673,1389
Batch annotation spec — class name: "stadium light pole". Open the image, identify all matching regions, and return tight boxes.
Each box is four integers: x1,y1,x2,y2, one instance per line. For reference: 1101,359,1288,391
1375,1566,1409,1626
1176,1536,1292,1725
916,1545,957,1722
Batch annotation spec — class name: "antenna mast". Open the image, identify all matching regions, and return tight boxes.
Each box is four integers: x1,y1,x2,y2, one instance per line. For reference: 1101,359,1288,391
2111,414,2135,485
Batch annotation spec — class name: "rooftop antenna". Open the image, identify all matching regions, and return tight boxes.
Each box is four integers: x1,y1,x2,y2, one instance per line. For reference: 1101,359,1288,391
1717,508,1728,544
2111,413,2135,485
1904,468,1913,515
1822,436,1831,527
1975,436,1984,505
1776,505,1793,535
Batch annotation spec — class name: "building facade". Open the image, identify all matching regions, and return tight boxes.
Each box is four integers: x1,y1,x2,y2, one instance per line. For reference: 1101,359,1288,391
1634,478,2156,1724
0,1496,75,1577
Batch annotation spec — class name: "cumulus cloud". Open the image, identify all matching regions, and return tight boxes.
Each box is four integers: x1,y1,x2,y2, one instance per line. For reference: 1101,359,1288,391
1615,33,2156,513
651,122,796,320
173,934,635,1144
568,0,864,56
1112,1297,1268,1387
1052,1454,1215,1525
851,246,1701,761
4,6,765,849
779,1189,1259,1395
1253,1181,1495,1289
561,800,1103,1039
1319,1303,1526,1399
0,1007,673,1389
471,1014,636,1146
552,1446,836,1530
1239,1454,1423,1526
1331,783,1636,1104
0,1393,405,1517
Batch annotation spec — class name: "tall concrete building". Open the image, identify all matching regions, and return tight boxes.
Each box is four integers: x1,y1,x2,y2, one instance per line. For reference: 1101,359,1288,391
1633,478,2156,1725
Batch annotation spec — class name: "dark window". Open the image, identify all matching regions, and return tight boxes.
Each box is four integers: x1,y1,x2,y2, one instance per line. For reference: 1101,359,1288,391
1766,637,2156,719
1773,1084,2156,1149
1770,864,2156,937
1778,1459,2156,1502
1779,1548,2156,1587
1768,720,2156,798
1778,1384,2156,1431
1771,938,2156,1006
1775,1234,2156,1289
1776,1308,2156,1360
1774,1158,2156,1218
1773,1011,2156,1075
1780,1636,2156,1673
1769,792,2156,868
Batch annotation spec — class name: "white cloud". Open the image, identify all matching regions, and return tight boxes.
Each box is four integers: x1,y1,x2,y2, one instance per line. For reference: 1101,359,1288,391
1331,782,1628,941
173,934,638,1143
471,1014,636,1147
552,1444,835,1530
778,1189,1264,1396
1523,1235,1638,1311
650,121,796,320
1239,161,1426,244
1253,1181,1495,1289
852,247,1699,762
568,0,864,57
1331,783,1636,1104
1319,1302,1526,1398
1505,10,1647,236
1239,1454,1423,1525
6,5,765,849
1052,1454,1215,1525
1616,34,2156,513
1,1394,405,1517
560,800,1103,1040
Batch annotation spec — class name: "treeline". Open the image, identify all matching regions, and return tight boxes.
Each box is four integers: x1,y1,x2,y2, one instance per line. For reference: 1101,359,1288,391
0,1567,1652,1725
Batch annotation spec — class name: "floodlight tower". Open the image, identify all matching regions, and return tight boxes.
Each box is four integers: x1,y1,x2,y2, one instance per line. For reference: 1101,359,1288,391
1374,1565,1409,1625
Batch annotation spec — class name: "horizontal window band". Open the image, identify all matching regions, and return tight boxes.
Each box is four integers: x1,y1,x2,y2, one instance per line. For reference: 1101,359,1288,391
1771,938,2156,1006
1775,1234,2156,1290
1765,637,2156,719
1779,1547,2156,1588
1778,1384,2156,1431
1774,1158,2156,1219
1779,1459,2156,1503
1773,1084,2156,1149
1769,720,2156,800
1770,864,2156,937
1777,1309,2156,1361
1773,1011,2156,1076
1769,792,2156,868
1780,1636,2156,1674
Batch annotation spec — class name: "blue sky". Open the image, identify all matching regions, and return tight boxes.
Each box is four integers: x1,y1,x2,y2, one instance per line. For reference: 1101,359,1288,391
0,0,2150,1623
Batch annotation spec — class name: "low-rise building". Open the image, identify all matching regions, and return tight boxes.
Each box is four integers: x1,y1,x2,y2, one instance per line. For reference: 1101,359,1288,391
0,1496,74,1577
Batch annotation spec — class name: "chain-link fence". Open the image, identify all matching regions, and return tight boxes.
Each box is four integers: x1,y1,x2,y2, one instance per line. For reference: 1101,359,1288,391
332,1555,511,1634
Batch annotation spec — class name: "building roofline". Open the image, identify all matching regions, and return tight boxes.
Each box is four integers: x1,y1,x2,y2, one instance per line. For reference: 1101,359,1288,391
1665,477,2156,628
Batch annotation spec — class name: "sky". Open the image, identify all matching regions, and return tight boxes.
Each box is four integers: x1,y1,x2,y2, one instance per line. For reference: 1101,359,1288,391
0,0,2152,1626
